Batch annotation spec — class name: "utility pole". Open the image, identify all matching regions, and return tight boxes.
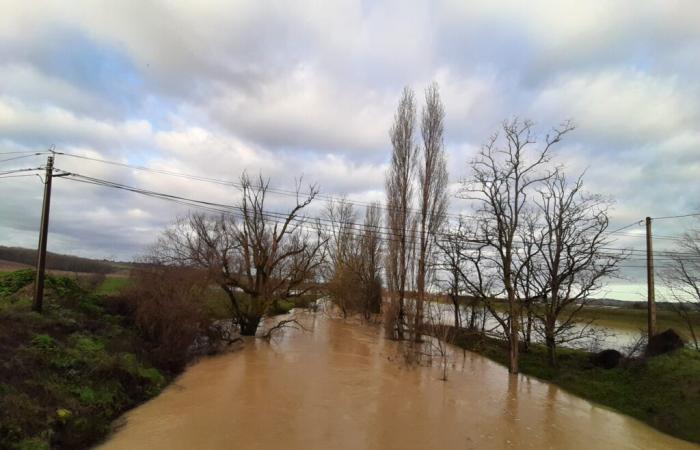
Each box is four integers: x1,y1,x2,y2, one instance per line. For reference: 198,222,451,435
645,216,656,338
32,154,54,312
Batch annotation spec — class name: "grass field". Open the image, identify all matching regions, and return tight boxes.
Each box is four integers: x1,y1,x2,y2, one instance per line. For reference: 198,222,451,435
94,277,131,296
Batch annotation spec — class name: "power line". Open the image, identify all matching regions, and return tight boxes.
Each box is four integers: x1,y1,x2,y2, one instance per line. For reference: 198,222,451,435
55,151,485,221
0,150,48,155
57,168,665,259
0,153,47,164
0,168,42,177
0,174,41,181
651,212,700,220
54,151,659,242
606,220,643,235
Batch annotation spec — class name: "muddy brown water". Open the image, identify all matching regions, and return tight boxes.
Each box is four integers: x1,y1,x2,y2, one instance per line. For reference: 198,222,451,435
98,313,698,450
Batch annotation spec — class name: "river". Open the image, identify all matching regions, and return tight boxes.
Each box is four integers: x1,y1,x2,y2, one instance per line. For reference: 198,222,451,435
98,312,698,450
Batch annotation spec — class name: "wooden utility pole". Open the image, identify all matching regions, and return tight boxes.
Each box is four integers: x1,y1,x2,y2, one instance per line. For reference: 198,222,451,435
645,216,656,338
32,154,54,312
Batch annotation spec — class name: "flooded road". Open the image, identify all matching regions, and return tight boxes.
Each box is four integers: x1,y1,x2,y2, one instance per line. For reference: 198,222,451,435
98,313,698,450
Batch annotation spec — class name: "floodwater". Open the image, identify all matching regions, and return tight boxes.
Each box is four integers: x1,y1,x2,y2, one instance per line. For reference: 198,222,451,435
431,302,643,351
98,313,698,450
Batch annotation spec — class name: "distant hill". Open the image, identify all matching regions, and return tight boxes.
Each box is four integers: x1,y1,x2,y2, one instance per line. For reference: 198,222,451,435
0,246,120,274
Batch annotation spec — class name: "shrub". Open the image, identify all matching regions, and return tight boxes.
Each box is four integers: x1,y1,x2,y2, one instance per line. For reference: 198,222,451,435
119,267,213,371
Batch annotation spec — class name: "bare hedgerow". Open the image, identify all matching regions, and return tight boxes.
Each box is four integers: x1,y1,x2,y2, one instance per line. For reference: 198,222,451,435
117,267,212,371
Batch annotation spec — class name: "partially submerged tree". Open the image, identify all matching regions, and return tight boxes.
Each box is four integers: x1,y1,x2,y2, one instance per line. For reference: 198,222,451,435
663,228,700,350
153,173,327,336
325,200,383,320
325,198,359,318
385,86,418,340
525,171,623,365
414,82,449,341
461,118,574,374
359,202,384,319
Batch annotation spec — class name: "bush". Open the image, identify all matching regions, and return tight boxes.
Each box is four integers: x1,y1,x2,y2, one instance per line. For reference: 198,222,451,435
119,268,213,371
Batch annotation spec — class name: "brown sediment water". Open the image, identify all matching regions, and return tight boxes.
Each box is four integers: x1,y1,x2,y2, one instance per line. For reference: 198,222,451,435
97,313,698,450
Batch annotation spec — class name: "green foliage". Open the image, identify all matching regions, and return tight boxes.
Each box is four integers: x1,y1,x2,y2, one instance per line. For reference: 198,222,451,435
0,269,35,296
0,274,173,449
94,277,130,296
45,276,84,298
269,299,295,315
30,334,55,350
16,437,49,450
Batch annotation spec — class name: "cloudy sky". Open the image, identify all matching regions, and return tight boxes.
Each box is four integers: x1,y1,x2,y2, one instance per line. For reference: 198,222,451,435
1,0,699,299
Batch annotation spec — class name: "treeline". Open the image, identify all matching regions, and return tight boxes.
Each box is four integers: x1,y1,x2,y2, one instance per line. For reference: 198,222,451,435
381,84,622,372
0,246,116,274
143,82,699,373
143,83,621,375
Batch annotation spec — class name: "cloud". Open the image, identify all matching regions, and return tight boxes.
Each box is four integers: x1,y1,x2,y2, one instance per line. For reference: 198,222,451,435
530,70,699,148
0,0,698,296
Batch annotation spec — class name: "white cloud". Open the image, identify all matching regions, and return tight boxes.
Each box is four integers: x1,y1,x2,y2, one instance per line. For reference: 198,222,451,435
530,70,699,146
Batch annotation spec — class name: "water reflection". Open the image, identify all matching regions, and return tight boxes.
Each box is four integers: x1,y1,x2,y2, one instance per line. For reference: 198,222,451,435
98,313,698,450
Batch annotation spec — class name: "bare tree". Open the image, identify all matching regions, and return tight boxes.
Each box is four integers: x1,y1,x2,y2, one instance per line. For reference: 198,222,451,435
422,300,455,381
435,216,472,329
326,199,383,320
461,118,574,374
359,202,383,320
153,172,327,336
525,171,623,365
414,82,449,341
663,228,700,350
325,198,358,318
385,86,418,340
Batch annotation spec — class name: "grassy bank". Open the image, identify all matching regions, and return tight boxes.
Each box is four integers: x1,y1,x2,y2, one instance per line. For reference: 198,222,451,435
450,328,700,444
0,270,170,450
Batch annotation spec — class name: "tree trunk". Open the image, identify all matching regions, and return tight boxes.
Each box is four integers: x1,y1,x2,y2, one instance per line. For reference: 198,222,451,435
508,296,520,374
240,314,262,336
545,332,557,367
415,234,426,342
509,326,519,374
523,308,533,351
452,296,461,328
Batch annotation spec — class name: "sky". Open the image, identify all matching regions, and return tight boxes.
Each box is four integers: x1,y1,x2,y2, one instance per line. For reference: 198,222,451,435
0,0,699,300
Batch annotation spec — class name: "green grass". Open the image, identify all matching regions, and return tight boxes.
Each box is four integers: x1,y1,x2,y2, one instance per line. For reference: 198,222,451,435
0,270,35,296
451,329,700,444
94,277,130,296
0,271,171,449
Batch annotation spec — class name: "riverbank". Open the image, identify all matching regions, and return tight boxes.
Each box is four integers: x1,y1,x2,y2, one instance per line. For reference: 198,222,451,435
0,270,176,450
0,269,319,450
448,327,700,444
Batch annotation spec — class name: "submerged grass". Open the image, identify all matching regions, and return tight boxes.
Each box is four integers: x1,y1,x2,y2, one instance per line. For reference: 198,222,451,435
451,328,700,444
0,270,171,450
